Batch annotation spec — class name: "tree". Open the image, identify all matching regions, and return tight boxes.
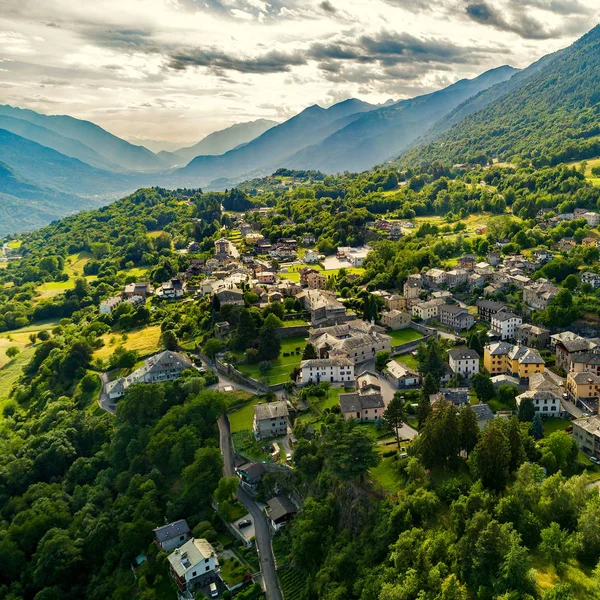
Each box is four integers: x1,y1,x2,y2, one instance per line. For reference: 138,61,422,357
383,393,406,447
258,361,273,377
375,350,390,371
545,430,578,471
234,309,257,350
258,313,282,361
323,419,379,481
540,522,575,572
440,574,467,600
302,343,317,360
472,372,495,402
416,338,446,381
517,397,535,422
419,399,459,468
215,476,239,504
532,413,544,439
469,419,511,490
563,274,578,291
457,405,480,456
5,346,20,359
417,373,437,428
204,338,223,360
161,329,178,351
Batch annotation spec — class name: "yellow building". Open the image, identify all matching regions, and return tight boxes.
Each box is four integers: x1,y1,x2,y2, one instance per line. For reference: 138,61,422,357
484,342,545,378
567,371,600,402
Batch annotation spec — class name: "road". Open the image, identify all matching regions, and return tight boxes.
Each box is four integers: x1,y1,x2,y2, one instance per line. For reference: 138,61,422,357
218,414,283,600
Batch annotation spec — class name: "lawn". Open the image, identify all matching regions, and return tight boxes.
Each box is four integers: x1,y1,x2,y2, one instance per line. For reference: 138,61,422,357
7,240,22,249
370,455,405,494
236,336,306,384
282,319,309,327
542,417,573,437
395,353,419,371
93,325,162,360
229,397,261,433
35,275,97,300
388,328,424,346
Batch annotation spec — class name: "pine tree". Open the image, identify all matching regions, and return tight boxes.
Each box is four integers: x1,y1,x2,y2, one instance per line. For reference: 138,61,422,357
532,413,544,439
383,394,406,447
302,343,317,360
258,313,281,361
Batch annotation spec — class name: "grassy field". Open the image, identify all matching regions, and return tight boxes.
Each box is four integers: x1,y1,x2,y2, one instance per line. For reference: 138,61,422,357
370,455,405,494
93,325,162,360
281,319,309,327
0,320,58,413
35,275,98,300
395,353,419,371
229,397,261,433
388,328,423,346
7,240,22,249
236,336,306,384
64,251,92,277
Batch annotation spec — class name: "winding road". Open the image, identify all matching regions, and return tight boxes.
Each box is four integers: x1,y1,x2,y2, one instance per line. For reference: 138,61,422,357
218,414,283,600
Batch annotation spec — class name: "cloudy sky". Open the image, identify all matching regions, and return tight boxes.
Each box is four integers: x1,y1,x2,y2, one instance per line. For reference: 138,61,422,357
0,0,597,147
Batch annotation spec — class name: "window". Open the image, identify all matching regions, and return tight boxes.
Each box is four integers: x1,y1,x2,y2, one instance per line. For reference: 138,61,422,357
192,571,197,577
206,566,210,571
180,535,185,540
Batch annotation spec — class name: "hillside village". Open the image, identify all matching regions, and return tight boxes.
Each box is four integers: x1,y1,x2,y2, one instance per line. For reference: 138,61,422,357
5,164,600,600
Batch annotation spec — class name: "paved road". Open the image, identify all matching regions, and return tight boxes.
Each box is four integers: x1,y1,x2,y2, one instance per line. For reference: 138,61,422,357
218,415,283,600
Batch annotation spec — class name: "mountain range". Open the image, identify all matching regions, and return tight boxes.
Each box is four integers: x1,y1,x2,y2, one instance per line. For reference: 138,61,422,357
2,24,600,234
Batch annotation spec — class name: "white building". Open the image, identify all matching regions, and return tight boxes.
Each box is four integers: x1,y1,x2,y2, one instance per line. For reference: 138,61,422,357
515,390,561,418
253,401,289,440
106,351,194,400
491,311,523,341
384,360,420,388
448,347,480,378
168,538,219,592
584,212,600,227
582,271,600,289
299,358,355,385
154,520,191,553
99,296,122,314
304,249,319,264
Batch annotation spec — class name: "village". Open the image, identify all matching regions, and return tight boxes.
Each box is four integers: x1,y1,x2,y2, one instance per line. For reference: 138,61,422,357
89,203,600,598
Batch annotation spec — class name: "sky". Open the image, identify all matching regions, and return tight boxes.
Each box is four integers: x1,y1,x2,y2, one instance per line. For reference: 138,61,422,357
0,0,598,147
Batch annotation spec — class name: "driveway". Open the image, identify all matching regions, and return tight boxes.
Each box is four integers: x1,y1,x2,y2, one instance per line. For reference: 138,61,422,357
218,415,283,600
97,372,116,415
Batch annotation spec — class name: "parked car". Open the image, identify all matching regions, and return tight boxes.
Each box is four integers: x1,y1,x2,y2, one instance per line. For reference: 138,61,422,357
239,519,252,528
590,456,600,465
286,452,292,462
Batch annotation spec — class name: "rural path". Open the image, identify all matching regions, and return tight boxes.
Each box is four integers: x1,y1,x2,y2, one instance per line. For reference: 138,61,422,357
218,414,283,600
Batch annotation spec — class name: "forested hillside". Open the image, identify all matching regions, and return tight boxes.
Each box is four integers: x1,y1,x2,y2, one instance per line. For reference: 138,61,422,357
400,25,600,168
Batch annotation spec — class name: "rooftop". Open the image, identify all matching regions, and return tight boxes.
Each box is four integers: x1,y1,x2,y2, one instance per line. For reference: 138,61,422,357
254,400,289,421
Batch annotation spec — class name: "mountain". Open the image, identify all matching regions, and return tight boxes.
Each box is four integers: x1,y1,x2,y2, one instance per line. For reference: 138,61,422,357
0,105,166,172
168,98,378,187
125,137,185,154
399,26,600,167
0,162,99,236
0,115,123,172
165,119,278,166
284,65,519,174
0,129,135,197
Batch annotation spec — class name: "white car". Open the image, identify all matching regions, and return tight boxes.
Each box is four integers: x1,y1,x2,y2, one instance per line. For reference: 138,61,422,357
286,452,292,462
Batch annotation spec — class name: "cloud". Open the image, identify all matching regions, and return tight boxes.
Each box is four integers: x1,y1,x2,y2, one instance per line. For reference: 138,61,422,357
168,47,306,74
319,1,336,14
167,30,507,79
465,0,594,39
